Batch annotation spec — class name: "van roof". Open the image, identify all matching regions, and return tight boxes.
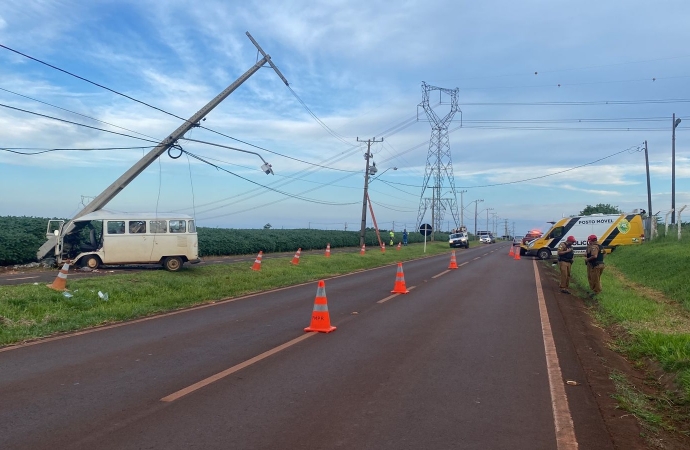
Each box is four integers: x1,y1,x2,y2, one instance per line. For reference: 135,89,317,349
74,211,194,222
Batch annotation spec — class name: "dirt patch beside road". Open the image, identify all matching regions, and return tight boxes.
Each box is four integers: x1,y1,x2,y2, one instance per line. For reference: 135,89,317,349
542,264,690,449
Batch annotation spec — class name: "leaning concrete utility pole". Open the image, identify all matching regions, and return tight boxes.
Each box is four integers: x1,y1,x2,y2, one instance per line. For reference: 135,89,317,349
358,137,383,247
75,32,287,220
37,32,288,261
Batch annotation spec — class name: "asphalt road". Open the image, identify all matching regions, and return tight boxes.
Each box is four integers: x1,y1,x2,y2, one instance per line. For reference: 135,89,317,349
0,244,614,449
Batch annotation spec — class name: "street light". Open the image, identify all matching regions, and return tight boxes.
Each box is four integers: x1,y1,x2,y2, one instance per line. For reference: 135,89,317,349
179,137,274,174
369,166,397,183
672,114,682,224
458,189,467,229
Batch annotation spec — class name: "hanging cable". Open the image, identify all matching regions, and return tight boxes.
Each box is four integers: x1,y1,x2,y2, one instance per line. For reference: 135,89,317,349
0,103,159,143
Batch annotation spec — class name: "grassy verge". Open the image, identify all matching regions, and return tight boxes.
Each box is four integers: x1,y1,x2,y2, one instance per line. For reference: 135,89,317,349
0,243,456,346
563,241,690,435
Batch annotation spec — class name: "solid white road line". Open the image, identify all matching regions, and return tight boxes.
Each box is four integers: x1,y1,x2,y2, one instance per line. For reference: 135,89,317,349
532,259,578,449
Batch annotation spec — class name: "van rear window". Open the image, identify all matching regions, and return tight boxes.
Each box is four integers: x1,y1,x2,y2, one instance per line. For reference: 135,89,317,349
150,220,167,233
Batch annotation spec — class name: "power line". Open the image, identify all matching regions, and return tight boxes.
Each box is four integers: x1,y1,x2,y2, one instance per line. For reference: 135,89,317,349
0,86,159,140
461,99,690,106
0,103,159,143
0,43,362,174
0,146,154,155
380,143,645,189
0,44,190,123
180,147,359,207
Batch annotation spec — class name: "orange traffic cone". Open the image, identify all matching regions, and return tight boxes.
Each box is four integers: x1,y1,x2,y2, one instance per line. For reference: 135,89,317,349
325,243,331,258
47,262,70,291
304,280,336,333
509,245,515,256
514,247,521,260
397,242,401,251
391,262,410,294
381,242,386,253
291,248,302,265
360,244,366,255
251,251,263,271
448,251,459,269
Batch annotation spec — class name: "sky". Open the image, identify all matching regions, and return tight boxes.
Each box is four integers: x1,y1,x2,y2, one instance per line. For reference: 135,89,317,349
1,0,689,237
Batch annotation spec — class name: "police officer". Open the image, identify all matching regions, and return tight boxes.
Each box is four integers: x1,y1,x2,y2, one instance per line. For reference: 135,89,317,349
402,229,408,246
389,230,395,246
557,235,576,294
585,234,605,297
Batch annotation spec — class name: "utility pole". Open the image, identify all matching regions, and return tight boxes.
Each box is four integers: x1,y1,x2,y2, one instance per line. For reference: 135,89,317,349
358,137,383,247
672,114,682,224
37,32,286,262
473,199,483,239
459,189,467,229
644,140,653,239
486,208,494,234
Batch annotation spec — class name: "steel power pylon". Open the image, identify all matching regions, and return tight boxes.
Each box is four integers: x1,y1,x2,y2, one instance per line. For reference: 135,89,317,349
415,82,461,238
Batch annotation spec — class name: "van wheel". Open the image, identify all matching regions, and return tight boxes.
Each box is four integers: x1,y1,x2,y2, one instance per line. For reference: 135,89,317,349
82,255,101,270
163,256,183,272
537,248,552,260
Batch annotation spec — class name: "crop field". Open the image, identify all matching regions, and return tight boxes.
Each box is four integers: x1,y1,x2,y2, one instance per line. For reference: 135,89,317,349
0,215,444,266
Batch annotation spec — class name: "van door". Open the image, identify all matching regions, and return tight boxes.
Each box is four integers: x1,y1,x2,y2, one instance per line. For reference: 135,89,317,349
126,220,154,263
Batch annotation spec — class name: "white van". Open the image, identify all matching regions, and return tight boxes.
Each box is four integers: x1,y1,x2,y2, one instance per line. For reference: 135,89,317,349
44,212,200,271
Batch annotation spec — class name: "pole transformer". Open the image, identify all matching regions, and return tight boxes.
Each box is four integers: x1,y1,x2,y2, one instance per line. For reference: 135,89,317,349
416,82,461,239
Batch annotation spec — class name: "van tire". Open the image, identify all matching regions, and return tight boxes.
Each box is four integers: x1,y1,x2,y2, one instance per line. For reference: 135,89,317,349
82,255,101,270
537,248,552,260
163,256,183,272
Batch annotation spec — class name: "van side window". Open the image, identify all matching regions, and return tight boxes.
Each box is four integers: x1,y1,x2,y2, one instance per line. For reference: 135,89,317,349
150,220,167,233
169,220,187,234
188,220,196,233
107,221,125,234
129,221,146,234
550,227,564,239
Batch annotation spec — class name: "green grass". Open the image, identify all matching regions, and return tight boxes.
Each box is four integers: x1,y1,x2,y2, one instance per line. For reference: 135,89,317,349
566,236,690,402
608,233,690,309
0,242,456,346
609,370,664,429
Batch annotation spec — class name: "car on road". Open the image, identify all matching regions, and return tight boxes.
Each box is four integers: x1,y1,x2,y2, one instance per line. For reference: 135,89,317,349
479,234,494,244
449,232,469,248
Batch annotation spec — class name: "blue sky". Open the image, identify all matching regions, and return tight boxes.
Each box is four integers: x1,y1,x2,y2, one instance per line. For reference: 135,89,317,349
1,0,689,237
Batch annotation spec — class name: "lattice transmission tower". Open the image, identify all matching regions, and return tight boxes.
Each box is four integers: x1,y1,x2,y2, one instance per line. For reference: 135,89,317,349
415,82,461,235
